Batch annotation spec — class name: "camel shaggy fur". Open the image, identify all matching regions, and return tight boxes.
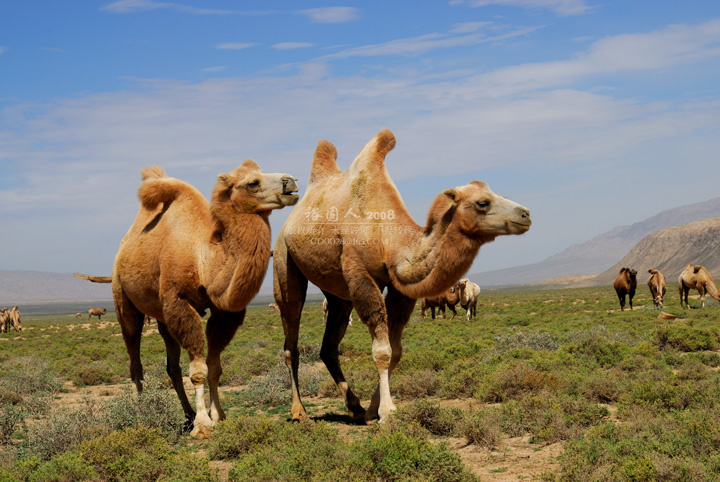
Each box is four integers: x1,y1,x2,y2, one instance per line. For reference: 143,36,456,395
678,264,720,309
457,277,481,320
647,269,666,308
273,129,531,423
613,268,638,311
78,162,298,436
0,308,9,333
88,308,107,320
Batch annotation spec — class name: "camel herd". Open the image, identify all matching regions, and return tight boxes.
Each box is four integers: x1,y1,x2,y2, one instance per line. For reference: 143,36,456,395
420,276,480,321
0,306,22,332
612,264,720,311
67,128,717,438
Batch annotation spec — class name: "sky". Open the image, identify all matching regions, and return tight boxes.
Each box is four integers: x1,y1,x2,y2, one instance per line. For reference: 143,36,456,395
1,0,719,286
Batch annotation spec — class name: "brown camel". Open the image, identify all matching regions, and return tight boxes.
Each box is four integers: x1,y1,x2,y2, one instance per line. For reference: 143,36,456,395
273,129,531,423
88,307,107,320
613,267,637,311
76,162,298,436
6,306,22,332
678,264,720,309
420,282,460,320
647,269,666,308
457,277,481,320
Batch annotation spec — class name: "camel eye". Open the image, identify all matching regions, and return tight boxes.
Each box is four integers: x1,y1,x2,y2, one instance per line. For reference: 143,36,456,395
247,180,260,189
475,201,490,210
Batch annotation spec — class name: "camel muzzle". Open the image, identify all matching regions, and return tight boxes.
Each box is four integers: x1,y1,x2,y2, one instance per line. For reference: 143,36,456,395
280,177,300,206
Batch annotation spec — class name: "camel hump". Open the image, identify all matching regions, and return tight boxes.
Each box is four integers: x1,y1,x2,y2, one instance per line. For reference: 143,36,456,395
309,140,341,184
648,269,658,274
694,265,705,274
351,129,396,171
141,165,166,181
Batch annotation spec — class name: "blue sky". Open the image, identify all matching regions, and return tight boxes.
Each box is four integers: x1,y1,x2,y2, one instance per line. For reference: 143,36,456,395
1,1,719,285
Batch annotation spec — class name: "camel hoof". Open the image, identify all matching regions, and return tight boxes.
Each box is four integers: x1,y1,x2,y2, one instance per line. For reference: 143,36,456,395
190,424,212,439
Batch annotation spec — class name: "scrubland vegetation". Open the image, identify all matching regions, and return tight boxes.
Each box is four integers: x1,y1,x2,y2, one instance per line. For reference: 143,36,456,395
1,285,720,481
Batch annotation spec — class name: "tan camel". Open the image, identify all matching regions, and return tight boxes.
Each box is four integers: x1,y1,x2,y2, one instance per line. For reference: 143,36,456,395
420,282,460,320
7,306,22,332
88,307,107,320
678,264,720,309
457,277,481,320
647,269,666,308
273,129,531,423
268,302,280,311
613,268,637,311
75,312,83,318
76,162,298,436
0,308,9,333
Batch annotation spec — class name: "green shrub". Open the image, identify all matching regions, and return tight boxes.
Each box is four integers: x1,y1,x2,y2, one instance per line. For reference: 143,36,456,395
0,403,24,444
654,325,719,352
28,451,98,482
397,399,461,436
462,407,502,448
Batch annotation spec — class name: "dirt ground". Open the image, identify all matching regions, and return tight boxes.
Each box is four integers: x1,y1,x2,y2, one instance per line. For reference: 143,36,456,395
53,380,562,480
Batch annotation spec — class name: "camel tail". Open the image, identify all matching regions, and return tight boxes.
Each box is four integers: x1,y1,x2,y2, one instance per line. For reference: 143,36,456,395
708,279,720,302
308,140,341,184
73,272,112,283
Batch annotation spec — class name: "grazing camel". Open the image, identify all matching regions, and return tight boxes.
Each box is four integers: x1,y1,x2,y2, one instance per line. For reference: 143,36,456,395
88,307,107,320
75,312,83,318
457,277,481,320
420,283,460,320
7,306,22,332
678,264,720,309
613,268,637,311
322,298,353,325
0,308,9,333
76,162,298,437
647,269,666,308
273,129,531,423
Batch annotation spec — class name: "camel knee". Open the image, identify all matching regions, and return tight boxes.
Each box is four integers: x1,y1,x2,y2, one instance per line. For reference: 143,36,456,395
189,359,208,386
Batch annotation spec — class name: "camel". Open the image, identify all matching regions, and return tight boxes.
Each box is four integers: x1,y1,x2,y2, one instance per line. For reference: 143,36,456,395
678,264,720,309
75,312,83,318
420,283,460,320
613,268,637,311
457,277,481,320
76,162,298,437
7,306,22,332
0,308,9,333
322,298,353,325
647,269,666,308
268,302,280,311
88,307,107,320
273,129,531,423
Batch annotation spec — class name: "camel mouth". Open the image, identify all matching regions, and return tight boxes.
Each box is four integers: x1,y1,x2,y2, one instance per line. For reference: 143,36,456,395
280,194,300,206
508,219,532,233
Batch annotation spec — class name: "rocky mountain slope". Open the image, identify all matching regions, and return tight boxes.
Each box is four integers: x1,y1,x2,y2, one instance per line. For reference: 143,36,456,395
0,270,112,304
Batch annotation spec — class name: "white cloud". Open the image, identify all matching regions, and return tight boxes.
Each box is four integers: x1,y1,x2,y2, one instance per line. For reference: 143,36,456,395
452,0,595,16
202,66,226,72
450,22,493,34
102,0,278,16
216,42,257,50
273,42,314,50
299,7,359,23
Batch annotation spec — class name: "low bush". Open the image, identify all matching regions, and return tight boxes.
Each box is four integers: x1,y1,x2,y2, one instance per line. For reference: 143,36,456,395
396,399,461,436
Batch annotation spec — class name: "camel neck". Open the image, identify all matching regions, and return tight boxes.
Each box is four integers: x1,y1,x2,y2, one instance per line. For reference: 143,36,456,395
389,220,483,299
208,212,272,312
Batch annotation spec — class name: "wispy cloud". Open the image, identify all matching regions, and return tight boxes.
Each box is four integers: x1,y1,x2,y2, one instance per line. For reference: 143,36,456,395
273,42,314,50
0,46,6,55
451,0,595,16
299,7,359,23
202,66,226,72
102,0,278,16
450,22,493,34
216,42,257,50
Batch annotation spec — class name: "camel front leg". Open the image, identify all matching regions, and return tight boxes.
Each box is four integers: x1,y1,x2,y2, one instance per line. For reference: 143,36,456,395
205,310,245,423
320,292,365,420
365,286,416,422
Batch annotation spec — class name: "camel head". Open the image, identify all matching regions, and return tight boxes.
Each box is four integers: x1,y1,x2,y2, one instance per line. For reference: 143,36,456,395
214,160,299,214
431,181,531,241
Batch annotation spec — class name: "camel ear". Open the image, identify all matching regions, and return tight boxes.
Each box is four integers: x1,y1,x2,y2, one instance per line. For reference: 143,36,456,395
217,173,234,188
241,159,260,170
443,189,458,204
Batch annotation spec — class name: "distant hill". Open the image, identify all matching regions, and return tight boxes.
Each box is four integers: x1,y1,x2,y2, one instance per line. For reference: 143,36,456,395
0,270,112,304
591,217,720,286
470,197,720,287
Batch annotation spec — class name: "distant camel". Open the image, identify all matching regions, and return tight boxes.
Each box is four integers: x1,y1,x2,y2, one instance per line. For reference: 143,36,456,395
613,268,637,311
322,298,353,325
457,277,481,320
88,307,107,320
75,312,83,318
273,129,531,423
420,282,460,320
0,308,9,333
678,264,720,309
8,306,22,331
647,269,666,308
268,302,280,311
76,162,297,437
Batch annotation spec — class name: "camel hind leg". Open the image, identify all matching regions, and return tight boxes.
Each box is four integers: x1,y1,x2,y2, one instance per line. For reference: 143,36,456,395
320,291,364,421
114,289,146,394
273,241,309,421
